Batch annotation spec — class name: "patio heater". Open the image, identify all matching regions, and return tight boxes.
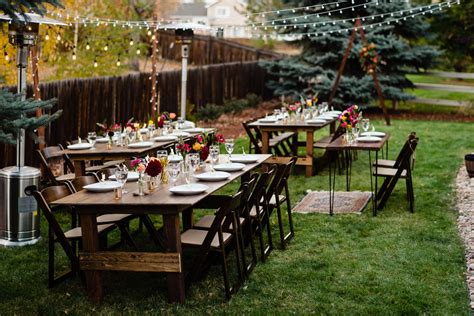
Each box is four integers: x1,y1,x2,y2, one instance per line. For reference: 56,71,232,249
164,23,209,120
0,13,65,247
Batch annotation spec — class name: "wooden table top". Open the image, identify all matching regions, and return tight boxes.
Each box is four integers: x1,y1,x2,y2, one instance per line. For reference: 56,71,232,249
248,117,336,129
326,133,390,151
52,154,271,212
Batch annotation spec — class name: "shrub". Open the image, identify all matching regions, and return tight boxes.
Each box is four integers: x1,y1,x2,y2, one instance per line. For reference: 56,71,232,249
245,93,262,107
223,98,248,114
196,103,223,121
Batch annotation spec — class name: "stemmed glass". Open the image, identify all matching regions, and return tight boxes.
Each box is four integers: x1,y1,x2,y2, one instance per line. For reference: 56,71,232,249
128,130,136,144
187,153,200,174
362,118,370,134
114,124,122,146
177,117,185,130
168,162,180,187
224,138,234,162
209,145,220,173
163,121,171,135
273,109,281,119
115,165,129,194
87,132,97,146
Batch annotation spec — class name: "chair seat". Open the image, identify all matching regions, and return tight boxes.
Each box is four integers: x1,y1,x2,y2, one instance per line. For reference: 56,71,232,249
194,215,245,229
97,213,134,224
56,173,76,182
374,167,407,178
373,159,396,168
181,229,232,249
63,223,115,240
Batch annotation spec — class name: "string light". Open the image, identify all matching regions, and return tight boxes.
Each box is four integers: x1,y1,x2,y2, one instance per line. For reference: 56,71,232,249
129,38,134,46
86,41,90,50
56,34,61,41
136,48,141,55
4,51,9,61
116,54,121,67
45,34,50,40
93,57,98,67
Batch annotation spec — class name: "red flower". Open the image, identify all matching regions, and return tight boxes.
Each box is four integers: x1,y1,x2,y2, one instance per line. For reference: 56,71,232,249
200,145,209,161
145,159,162,177
215,133,225,143
130,158,142,168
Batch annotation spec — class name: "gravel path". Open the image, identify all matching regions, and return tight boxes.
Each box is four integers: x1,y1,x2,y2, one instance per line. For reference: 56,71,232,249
456,166,474,310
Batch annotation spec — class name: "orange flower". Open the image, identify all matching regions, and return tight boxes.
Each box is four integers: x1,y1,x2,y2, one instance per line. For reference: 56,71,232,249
169,113,176,120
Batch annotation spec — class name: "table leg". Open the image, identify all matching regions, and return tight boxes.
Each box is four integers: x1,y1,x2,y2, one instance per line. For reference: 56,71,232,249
368,151,376,216
163,213,185,303
328,152,336,216
375,150,379,215
182,208,193,231
261,131,269,155
74,160,86,177
79,211,103,303
305,131,314,177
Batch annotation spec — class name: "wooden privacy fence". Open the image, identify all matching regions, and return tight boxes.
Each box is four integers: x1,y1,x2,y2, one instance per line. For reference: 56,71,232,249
158,31,282,65
0,61,273,168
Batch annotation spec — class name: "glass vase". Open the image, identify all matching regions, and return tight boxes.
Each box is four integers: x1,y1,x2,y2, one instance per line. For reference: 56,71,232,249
137,172,145,196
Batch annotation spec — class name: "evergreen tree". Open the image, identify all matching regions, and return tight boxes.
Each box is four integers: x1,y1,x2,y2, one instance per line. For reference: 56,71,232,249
262,0,439,108
0,0,62,145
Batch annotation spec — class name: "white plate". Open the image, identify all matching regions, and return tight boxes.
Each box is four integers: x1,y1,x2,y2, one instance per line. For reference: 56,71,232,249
195,171,231,182
173,121,195,129
172,131,191,137
306,119,327,124
140,128,149,134
108,171,140,182
128,141,153,148
153,135,178,142
357,136,383,142
168,155,184,162
169,183,208,196
326,113,340,118
317,115,335,120
182,127,205,134
360,131,386,137
213,163,245,172
83,181,122,192
67,143,93,150
229,155,259,164
326,110,342,115
258,118,277,123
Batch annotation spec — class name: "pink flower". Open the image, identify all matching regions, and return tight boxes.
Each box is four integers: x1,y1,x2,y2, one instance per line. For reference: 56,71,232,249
136,163,146,173
197,135,203,143
130,158,142,168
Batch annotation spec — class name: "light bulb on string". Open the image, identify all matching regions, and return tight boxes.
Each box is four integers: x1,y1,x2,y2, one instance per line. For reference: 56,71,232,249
86,42,90,50
147,30,152,36
72,52,76,60
116,55,121,67
136,48,141,55
104,43,109,51
94,57,98,68
129,38,134,46
4,51,9,61
56,34,61,41
45,34,50,40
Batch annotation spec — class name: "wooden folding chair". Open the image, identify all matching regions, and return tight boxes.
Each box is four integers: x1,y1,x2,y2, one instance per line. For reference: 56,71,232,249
374,135,419,213
242,119,295,156
314,125,347,173
193,175,258,277
265,157,297,249
66,175,161,248
249,166,277,262
181,190,245,299
37,145,76,185
25,184,116,288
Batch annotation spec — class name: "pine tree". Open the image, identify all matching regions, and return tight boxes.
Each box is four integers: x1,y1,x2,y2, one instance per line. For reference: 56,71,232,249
0,0,62,145
262,0,439,108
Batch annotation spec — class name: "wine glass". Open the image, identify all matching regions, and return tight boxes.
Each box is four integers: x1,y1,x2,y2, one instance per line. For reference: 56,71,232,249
128,130,136,144
115,165,129,194
273,109,281,119
362,118,370,134
209,145,220,172
224,138,234,162
177,117,185,130
148,123,156,138
187,153,199,173
87,132,97,146
168,162,180,187
163,121,171,135
114,124,122,146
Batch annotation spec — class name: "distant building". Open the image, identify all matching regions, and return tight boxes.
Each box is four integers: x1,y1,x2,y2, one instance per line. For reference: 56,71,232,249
170,0,249,38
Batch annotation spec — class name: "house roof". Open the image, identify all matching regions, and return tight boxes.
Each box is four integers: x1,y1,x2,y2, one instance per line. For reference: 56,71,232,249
172,3,207,17
206,0,247,8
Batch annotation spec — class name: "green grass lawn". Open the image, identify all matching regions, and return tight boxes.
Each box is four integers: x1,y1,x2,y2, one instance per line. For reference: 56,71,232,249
409,88,474,102
0,119,472,314
407,74,474,86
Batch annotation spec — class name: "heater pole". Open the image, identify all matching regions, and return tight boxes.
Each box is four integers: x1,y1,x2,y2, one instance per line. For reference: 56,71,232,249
16,45,29,169
180,44,189,120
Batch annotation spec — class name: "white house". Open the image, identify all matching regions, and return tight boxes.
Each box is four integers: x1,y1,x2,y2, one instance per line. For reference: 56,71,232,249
171,0,249,38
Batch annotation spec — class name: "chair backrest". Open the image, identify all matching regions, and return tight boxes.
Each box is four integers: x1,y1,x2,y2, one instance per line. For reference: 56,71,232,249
393,132,417,169
249,165,277,210
37,145,74,184
242,120,261,154
27,184,75,243
331,125,346,142
67,174,100,192
237,174,258,219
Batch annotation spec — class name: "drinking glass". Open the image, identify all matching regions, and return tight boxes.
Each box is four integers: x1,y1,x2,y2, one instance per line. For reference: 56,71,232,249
157,150,168,159
183,159,192,184
177,117,185,129
187,153,199,173
224,138,234,162
149,123,156,138
209,145,220,172
115,165,128,194
87,132,97,146
273,109,281,119
168,162,180,187
352,127,360,142
128,130,136,144
362,118,370,133
163,121,171,135
114,124,122,146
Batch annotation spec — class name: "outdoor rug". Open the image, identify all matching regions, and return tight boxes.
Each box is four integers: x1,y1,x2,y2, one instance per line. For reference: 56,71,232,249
292,191,372,214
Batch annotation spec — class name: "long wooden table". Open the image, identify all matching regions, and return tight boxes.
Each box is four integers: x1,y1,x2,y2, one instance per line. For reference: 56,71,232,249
62,129,215,177
248,118,336,176
325,134,390,216
52,154,271,303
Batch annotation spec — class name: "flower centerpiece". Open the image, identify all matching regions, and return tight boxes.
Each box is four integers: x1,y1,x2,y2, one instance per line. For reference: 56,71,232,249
190,133,225,162
157,112,177,128
338,105,362,131
130,156,163,194
175,136,191,158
